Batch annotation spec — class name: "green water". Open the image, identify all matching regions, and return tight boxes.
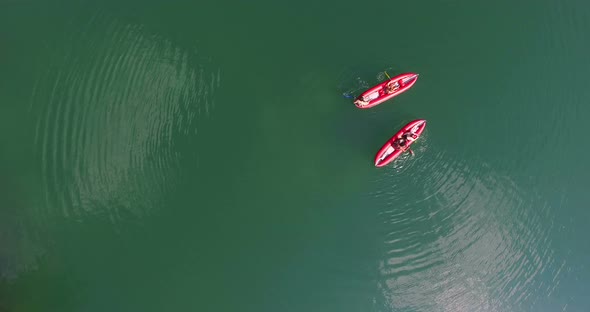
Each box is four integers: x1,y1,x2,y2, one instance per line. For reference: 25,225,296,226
1,0,589,311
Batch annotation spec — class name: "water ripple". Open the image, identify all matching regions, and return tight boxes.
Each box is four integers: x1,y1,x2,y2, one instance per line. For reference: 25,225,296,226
30,14,220,224
372,145,568,311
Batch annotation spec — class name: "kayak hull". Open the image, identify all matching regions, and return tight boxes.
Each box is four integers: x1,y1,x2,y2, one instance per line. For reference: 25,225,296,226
354,73,419,109
374,119,426,167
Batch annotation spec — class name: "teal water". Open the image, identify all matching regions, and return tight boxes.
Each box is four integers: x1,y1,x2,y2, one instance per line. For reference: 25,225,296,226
1,0,589,311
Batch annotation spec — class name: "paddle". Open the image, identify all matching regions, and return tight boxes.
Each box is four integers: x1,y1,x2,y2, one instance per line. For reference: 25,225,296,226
384,71,392,80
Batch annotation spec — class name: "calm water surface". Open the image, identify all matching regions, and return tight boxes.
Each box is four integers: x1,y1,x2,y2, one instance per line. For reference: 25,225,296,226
1,0,589,311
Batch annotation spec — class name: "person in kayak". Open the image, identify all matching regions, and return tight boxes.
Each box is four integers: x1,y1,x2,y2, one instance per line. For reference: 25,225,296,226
355,91,380,106
393,133,416,155
354,97,369,106
385,81,400,94
403,132,417,143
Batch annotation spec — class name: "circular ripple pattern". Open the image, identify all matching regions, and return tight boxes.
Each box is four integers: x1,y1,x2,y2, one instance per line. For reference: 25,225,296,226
30,14,220,224
365,3,586,309
370,141,568,311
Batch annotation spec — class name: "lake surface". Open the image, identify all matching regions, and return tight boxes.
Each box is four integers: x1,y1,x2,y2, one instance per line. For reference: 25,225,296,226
1,0,589,311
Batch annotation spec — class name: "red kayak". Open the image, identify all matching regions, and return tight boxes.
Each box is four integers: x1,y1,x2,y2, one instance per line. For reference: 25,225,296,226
374,119,426,167
354,73,419,109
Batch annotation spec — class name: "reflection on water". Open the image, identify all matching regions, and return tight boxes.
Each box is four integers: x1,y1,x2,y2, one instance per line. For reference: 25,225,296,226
372,149,568,311
30,14,219,224
2,11,220,281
